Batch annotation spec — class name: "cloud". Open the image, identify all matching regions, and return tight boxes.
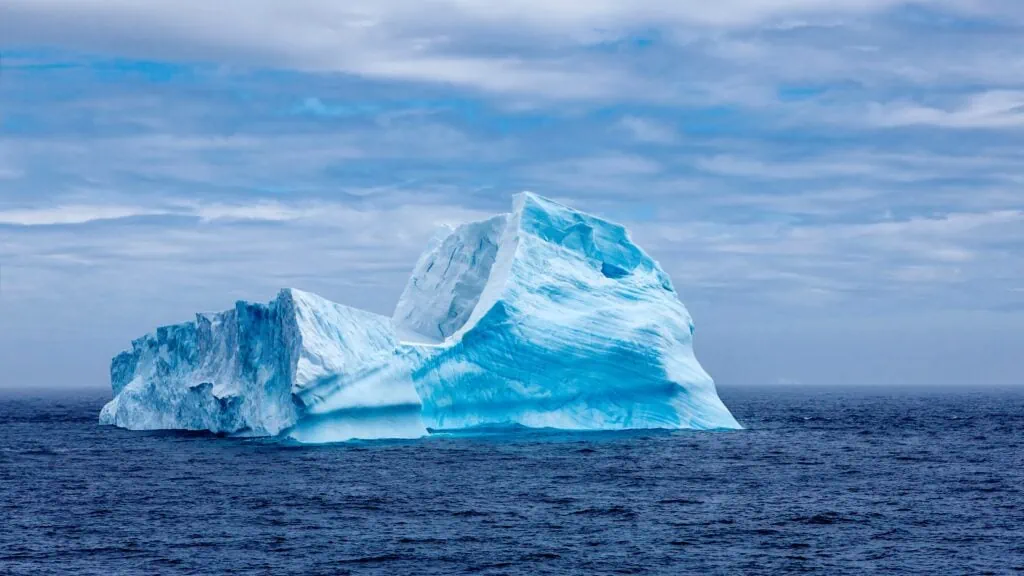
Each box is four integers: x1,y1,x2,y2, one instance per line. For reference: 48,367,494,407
618,116,678,144
627,207,1024,312
0,1,647,101
869,91,1024,128
0,198,490,229
0,163,22,180
0,205,167,226
5,2,1024,390
292,97,378,118
0,196,493,306
518,153,665,195
4,0,1019,104
347,55,645,100
0,202,311,227
691,149,1024,184
695,154,878,180
191,202,313,223
6,193,1017,325
0,115,515,202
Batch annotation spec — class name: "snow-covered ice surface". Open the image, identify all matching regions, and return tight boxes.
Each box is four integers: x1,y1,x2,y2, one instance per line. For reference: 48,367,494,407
101,192,739,442
397,192,740,432
392,214,507,344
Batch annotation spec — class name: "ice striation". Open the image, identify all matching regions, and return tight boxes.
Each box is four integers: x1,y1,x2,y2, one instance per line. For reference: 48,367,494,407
396,192,740,431
101,192,740,441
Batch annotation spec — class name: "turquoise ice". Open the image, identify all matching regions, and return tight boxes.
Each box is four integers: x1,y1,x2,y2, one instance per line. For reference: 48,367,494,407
100,193,740,441
99,289,425,440
395,192,739,432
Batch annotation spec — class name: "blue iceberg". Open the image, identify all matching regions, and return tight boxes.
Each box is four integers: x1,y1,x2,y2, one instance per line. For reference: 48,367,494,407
99,289,425,440
101,192,740,441
396,193,739,431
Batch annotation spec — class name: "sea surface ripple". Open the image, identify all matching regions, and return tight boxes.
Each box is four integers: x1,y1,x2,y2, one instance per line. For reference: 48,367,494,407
2,386,1021,575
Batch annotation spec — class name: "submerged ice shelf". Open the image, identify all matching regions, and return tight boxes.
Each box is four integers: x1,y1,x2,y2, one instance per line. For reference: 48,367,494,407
101,192,740,442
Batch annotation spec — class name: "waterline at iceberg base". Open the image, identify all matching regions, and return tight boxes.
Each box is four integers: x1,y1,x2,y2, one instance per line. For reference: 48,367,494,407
100,193,741,442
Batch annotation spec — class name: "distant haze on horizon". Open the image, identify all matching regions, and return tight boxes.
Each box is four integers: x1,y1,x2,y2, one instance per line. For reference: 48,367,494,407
0,1,1022,390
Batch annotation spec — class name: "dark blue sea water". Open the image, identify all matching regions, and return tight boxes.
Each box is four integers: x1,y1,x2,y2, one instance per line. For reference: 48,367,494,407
2,386,1022,575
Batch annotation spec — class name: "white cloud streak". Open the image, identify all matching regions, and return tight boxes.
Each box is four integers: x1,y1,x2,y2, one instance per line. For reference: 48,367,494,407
618,116,679,144
0,205,166,226
0,199,491,228
869,91,1024,129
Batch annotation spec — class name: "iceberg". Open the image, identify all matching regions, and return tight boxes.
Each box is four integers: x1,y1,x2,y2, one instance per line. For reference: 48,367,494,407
99,288,426,441
395,192,739,431
101,192,740,441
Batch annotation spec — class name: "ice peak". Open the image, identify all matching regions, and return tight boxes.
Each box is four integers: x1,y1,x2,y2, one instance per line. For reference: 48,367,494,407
507,191,673,291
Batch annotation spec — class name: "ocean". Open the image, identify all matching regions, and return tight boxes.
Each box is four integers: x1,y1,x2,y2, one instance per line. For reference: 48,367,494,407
2,385,1021,575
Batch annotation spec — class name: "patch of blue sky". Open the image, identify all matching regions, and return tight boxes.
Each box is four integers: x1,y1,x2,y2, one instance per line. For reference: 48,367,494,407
90,59,195,83
0,114,38,134
2,50,201,82
673,106,762,137
776,85,828,102
585,29,662,52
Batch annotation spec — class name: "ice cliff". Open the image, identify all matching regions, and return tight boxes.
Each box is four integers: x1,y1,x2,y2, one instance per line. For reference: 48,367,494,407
99,289,425,441
101,192,740,441
395,193,739,431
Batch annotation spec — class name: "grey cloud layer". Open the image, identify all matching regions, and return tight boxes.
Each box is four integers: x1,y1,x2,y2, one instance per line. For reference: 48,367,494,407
5,1,1024,111
2,0,1023,389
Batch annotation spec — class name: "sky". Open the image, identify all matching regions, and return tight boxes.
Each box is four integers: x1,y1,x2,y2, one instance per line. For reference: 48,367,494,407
0,0,1022,390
